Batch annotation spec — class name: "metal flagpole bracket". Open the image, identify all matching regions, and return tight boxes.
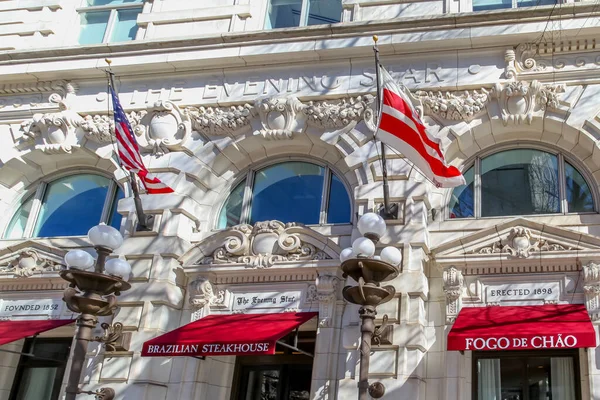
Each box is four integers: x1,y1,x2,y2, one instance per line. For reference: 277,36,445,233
372,35,399,221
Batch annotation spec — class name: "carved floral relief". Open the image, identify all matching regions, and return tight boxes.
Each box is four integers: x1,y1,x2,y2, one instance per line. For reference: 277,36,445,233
0,249,64,277
472,227,575,258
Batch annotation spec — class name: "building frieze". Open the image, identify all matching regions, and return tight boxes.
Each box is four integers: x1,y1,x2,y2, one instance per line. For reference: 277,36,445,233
0,241,67,279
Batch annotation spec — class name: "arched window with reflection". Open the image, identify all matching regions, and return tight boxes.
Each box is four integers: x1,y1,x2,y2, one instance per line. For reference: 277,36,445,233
4,174,124,239
218,161,351,228
449,149,595,219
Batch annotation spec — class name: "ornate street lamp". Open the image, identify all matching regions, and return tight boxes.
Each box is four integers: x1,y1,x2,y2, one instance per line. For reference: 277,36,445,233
340,213,402,400
61,224,132,400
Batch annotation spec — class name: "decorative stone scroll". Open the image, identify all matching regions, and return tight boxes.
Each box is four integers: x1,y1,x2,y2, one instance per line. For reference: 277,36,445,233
583,261,600,321
188,276,227,321
443,266,464,324
307,274,340,327
199,220,330,269
472,227,574,259
0,249,64,277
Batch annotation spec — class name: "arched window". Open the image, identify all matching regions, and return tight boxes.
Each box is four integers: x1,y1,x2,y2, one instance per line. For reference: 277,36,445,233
218,161,351,228
449,149,595,219
4,174,124,239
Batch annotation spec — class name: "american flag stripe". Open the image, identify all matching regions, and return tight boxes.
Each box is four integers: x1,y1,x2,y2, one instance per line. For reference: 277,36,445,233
375,66,465,188
110,87,174,194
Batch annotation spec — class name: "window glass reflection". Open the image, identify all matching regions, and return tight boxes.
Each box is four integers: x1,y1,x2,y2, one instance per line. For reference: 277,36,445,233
327,174,351,224
449,166,474,218
307,0,342,25
565,162,594,213
33,175,110,237
218,179,246,229
481,149,559,217
251,162,324,224
111,8,141,42
5,196,34,239
78,11,110,45
109,187,125,229
266,0,303,29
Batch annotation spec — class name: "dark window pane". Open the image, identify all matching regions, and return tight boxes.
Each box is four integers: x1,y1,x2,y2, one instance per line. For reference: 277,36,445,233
109,187,125,229
5,196,34,239
244,369,280,400
111,8,141,42
565,162,594,213
11,338,71,400
34,175,110,237
528,357,551,400
287,365,312,399
473,0,512,10
307,0,342,25
266,0,302,29
481,149,559,217
327,174,351,224
218,179,246,229
78,11,110,45
86,0,142,5
517,0,556,7
449,166,474,218
250,162,324,225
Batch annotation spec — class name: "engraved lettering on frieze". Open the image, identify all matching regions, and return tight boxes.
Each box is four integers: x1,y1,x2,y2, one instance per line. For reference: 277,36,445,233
472,227,576,258
199,220,330,269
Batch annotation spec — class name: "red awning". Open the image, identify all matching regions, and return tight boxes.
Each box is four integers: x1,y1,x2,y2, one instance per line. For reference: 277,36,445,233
0,319,75,346
142,312,317,357
448,304,596,351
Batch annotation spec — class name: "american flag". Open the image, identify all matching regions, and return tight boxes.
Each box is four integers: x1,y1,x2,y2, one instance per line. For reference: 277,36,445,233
110,87,174,194
375,66,465,188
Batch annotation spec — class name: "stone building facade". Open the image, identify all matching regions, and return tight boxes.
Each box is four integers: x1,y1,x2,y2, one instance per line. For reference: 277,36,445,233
0,1,600,399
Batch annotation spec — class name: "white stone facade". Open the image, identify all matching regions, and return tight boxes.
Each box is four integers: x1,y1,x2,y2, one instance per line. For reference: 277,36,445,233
1,1,600,400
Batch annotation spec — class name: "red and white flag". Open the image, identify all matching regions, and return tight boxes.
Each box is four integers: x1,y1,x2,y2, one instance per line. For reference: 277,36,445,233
110,87,174,194
375,66,465,188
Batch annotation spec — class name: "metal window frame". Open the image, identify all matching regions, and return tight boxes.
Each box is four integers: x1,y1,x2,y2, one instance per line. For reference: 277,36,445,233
77,1,144,44
222,160,346,228
5,173,122,240
449,146,598,220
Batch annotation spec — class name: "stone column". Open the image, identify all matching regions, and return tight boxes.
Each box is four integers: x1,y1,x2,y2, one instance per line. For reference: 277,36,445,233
310,274,342,400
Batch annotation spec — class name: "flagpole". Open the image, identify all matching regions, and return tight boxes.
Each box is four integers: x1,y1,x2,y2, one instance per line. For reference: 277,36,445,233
106,61,152,231
372,36,398,220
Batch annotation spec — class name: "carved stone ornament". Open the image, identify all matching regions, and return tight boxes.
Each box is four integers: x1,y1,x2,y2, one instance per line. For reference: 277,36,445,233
415,89,490,122
131,101,191,155
473,227,574,259
583,261,600,321
189,276,226,309
0,249,64,277
443,266,464,324
307,274,340,327
492,80,565,125
19,93,84,154
188,103,255,136
0,80,76,110
199,220,330,269
302,95,376,130
255,96,304,139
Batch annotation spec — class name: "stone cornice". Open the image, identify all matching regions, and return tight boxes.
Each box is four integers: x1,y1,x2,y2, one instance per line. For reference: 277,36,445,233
1,4,599,81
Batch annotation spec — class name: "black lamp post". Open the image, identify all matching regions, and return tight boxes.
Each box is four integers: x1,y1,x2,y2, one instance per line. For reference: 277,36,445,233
340,213,402,400
60,224,132,400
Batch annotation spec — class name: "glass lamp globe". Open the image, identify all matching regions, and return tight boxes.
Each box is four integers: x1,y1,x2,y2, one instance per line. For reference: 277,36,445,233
104,258,131,281
64,250,95,270
380,246,402,266
340,247,355,263
352,237,375,258
88,223,123,250
357,212,386,239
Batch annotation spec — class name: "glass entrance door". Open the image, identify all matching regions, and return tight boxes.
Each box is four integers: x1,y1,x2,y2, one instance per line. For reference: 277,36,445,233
239,364,312,400
473,350,580,400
